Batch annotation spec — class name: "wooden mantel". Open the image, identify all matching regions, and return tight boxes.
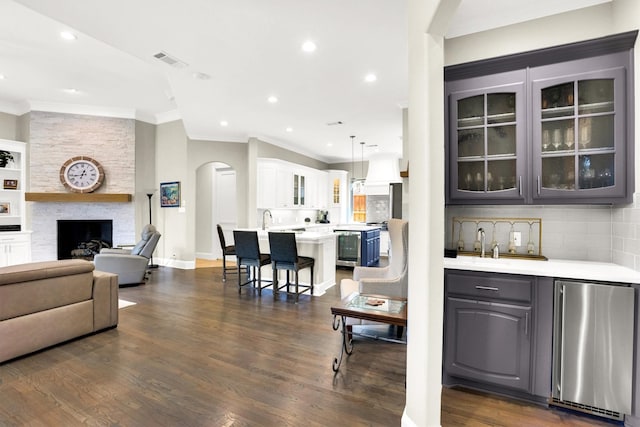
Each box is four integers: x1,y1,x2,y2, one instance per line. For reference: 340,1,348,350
25,193,132,203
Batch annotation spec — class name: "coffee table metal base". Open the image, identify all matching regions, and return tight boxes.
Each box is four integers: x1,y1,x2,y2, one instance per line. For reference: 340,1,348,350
330,293,407,373
332,315,354,372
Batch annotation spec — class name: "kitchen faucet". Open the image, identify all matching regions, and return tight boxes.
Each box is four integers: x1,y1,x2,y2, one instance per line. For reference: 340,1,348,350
262,209,272,230
477,227,485,258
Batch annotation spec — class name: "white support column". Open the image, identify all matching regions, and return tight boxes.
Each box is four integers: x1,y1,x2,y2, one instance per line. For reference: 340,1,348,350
403,1,459,426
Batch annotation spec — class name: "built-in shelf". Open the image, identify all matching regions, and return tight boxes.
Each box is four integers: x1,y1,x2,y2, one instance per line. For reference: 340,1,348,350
25,193,132,203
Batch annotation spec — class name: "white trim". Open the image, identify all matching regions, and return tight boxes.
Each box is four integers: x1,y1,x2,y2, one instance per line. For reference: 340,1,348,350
28,101,136,119
156,257,195,270
155,109,182,124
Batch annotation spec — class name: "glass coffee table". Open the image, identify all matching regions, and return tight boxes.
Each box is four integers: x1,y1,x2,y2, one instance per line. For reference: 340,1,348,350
331,292,407,372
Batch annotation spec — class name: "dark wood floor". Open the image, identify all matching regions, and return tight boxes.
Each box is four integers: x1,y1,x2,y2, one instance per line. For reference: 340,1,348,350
0,266,616,426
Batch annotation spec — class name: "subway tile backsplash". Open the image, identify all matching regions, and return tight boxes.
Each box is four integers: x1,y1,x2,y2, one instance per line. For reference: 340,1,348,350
447,195,640,273
612,192,640,271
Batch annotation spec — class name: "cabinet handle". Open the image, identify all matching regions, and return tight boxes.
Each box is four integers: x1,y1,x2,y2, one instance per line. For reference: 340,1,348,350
518,176,522,197
475,285,499,292
537,176,541,195
525,312,529,337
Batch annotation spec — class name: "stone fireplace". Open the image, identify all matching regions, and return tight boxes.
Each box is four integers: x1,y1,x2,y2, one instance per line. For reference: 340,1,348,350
26,111,137,262
57,219,113,260
30,202,135,262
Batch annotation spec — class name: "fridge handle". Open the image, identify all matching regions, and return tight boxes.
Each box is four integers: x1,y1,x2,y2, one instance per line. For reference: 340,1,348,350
557,284,565,396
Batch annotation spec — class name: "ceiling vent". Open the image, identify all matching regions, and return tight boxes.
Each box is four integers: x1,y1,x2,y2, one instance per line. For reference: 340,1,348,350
153,51,188,69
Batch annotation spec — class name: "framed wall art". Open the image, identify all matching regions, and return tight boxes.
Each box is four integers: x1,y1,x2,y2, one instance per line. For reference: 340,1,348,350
0,202,10,215
160,181,180,207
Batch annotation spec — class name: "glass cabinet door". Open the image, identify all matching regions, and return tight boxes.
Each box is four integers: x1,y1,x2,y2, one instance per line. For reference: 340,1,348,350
449,77,526,203
532,66,625,201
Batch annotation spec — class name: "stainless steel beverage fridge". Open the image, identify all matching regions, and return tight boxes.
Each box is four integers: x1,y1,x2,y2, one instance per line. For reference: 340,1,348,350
551,280,634,421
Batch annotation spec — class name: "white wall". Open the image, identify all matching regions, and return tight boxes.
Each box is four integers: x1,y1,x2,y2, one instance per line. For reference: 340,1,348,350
195,162,215,258
155,120,190,267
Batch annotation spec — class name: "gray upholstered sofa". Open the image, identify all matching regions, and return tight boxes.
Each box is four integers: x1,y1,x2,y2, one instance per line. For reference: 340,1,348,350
0,259,118,363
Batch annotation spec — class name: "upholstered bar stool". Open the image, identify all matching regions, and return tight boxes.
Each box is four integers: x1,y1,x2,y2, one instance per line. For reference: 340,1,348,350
233,230,271,295
268,232,314,303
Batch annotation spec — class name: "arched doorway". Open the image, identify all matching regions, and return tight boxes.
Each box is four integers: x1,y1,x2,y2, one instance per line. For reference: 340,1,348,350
195,161,237,268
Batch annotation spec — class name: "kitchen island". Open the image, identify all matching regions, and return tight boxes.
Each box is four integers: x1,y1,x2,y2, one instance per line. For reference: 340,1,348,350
236,228,336,296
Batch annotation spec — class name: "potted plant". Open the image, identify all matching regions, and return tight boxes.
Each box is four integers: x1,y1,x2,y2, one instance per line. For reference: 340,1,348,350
0,151,14,168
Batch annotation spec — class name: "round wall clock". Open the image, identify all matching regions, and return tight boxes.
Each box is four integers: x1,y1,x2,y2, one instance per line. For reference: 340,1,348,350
59,156,105,193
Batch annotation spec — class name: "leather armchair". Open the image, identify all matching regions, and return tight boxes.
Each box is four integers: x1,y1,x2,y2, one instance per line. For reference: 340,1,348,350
94,224,161,286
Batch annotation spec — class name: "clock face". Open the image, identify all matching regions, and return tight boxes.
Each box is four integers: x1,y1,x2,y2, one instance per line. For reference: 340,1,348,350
60,156,105,193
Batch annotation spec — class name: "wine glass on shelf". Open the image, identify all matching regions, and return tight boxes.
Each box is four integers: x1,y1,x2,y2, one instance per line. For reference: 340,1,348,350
579,118,591,149
542,129,550,152
475,172,483,191
473,222,481,253
552,128,562,151
464,173,472,190
565,126,575,150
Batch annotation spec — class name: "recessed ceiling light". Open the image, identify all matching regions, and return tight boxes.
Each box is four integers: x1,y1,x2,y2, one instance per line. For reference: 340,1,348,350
286,127,293,132
220,120,228,127
0,74,5,80
302,40,316,53
60,31,77,41
63,88,79,94
268,96,278,104
327,142,333,147
364,73,377,83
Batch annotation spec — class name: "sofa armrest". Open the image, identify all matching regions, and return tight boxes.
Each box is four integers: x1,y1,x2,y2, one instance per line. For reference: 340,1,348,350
92,270,118,331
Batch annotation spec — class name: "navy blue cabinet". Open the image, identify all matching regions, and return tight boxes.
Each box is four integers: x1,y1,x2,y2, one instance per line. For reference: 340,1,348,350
361,229,380,267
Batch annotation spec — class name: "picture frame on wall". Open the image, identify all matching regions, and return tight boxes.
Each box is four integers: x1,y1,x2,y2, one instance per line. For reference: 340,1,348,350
3,179,17,190
160,181,180,207
0,202,10,215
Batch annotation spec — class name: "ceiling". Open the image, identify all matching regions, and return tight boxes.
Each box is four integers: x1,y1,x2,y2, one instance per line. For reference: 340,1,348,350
0,0,610,163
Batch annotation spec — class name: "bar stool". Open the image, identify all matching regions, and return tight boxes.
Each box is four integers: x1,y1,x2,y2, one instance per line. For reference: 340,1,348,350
216,224,238,281
233,230,271,295
268,232,314,303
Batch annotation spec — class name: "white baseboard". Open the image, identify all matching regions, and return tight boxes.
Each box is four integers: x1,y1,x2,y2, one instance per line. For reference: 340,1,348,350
155,257,195,270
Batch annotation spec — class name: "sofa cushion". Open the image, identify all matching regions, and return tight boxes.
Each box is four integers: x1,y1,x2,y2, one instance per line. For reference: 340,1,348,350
0,259,94,286
0,260,94,321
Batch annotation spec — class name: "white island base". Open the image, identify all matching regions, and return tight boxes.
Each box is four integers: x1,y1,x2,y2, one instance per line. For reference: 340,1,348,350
247,230,336,296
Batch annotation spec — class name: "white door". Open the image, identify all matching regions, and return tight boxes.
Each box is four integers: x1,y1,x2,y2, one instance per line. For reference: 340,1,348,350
215,169,237,258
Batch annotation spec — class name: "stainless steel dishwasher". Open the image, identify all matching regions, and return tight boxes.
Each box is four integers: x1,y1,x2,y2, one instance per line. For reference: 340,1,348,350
551,280,635,421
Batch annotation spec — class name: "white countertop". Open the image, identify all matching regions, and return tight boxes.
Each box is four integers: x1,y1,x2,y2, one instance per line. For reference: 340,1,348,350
444,255,640,284
237,227,335,242
332,224,382,232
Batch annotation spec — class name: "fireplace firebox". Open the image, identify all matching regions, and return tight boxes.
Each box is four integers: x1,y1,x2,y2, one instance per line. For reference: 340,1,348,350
57,219,113,260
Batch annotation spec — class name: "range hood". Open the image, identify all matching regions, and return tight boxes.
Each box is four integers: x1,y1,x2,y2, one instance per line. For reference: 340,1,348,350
364,153,402,195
